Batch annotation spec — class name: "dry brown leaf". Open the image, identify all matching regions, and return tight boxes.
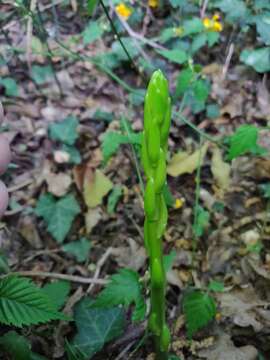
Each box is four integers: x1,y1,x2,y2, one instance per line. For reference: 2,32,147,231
111,238,146,271
83,169,113,208
211,146,231,191
46,172,72,197
216,286,267,332
198,332,258,360
85,207,102,234
167,142,209,177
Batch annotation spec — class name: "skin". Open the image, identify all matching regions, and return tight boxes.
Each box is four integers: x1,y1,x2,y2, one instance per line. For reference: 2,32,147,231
0,102,11,217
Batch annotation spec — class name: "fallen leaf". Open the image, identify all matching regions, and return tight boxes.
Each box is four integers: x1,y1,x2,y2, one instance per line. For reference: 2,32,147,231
46,172,72,197
211,146,231,191
167,142,209,177
111,238,147,271
198,332,258,360
85,207,102,233
84,169,113,208
216,286,267,332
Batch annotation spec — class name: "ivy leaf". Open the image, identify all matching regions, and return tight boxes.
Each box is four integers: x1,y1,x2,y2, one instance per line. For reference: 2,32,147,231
0,276,68,327
227,124,259,160
157,49,188,65
0,77,18,97
93,269,146,322
101,131,141,164
36,193,80,243
42,280,71,310
260,183,270,198
49,115,79,145
31,65,53,84
62,238,91,263
72,298,125,358
183,290,216,338
62,145,81,165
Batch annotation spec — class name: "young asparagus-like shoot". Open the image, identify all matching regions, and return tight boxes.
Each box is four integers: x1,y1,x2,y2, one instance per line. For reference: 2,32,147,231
141,70,171,359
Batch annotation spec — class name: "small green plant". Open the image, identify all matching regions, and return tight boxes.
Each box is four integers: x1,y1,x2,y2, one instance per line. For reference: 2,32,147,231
141,70,171,359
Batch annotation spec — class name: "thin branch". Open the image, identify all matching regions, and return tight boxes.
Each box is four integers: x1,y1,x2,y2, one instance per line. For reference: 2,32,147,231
109,0,165,51
99,0,144,80
15,271,108,285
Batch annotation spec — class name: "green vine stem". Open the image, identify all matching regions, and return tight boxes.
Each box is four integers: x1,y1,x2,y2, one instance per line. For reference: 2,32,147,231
141,70,171,359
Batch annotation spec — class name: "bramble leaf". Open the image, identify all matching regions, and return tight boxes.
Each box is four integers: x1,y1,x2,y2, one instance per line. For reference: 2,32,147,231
42,280,71,310
93,269,146,322
183,290,216,338
227,125,259,160
0,276,68,327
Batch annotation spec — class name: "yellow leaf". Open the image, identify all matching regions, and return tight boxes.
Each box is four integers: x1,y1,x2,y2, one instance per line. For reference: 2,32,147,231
167,143,209,177
83,169,113,208
211,147,231,191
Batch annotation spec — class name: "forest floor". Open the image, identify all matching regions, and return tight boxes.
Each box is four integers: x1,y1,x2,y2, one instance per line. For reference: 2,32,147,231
0,1,270,360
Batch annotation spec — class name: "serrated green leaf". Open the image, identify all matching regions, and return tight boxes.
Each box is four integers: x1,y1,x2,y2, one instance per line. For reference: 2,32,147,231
42,280,71,310
157,49,188,65
49,115,79,145
107,185,122,214
93,269,146,322
72,298,125,358
192,79,209,103
227,125,259,160
240,47,270,72
83,21,103,45
36,193,80,243
0,77,18,97
183,290,216,338
0,276,68,327
193,205,210,237
175,68,194,97
62,238,91,263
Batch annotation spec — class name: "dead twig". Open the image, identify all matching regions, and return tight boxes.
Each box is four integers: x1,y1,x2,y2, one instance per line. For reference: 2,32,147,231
12,271,108,285
87,247,114,293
